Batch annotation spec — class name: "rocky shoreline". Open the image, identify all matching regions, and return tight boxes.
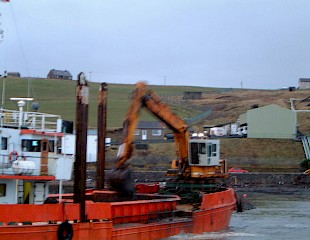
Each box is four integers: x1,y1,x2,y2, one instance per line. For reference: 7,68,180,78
50,171,310,196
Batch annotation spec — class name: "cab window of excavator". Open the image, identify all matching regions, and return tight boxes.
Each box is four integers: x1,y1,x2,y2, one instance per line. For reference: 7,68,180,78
207,144,212,157
207,143,217,157
190,142,199,164
199,143,206,154
212,144,217,156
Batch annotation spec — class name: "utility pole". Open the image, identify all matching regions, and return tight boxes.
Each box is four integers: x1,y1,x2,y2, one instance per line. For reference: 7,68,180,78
164,75,167,101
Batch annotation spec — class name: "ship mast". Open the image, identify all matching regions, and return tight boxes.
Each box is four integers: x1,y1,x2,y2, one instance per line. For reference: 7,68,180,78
0,0,33,111
0,0,10,43
0,0,9,109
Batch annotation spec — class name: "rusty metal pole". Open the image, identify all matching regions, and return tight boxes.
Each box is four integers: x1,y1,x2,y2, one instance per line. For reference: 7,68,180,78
73,72,88,222
96,82,108,189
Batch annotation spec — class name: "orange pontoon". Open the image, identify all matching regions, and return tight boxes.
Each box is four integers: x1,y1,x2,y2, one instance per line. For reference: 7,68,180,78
0,188,236,240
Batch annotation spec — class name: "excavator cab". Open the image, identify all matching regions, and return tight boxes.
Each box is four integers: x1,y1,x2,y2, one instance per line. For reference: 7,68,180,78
189,139,220,166
188,139,227,178
168,138,227,179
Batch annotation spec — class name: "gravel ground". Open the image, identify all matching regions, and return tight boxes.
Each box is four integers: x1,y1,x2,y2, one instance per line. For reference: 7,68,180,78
233,183,310,196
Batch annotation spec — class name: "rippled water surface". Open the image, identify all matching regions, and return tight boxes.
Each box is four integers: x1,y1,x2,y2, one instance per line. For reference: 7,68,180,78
166,192,310,240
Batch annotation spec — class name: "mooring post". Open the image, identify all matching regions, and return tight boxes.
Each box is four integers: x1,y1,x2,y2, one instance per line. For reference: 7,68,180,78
97,82,108,189
73,72,88,222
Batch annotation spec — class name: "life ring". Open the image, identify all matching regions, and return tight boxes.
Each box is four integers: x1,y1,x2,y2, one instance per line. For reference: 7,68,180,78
57,221,73,240
9,151,19,161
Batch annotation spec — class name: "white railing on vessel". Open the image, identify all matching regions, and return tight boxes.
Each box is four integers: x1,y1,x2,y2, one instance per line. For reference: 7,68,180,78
302,136,310,160
0,109,61,132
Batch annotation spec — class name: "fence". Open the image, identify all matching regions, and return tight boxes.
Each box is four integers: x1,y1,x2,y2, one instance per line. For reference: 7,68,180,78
302,136,310,159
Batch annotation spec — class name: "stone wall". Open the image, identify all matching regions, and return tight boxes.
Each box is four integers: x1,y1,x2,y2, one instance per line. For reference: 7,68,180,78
88,170,310,185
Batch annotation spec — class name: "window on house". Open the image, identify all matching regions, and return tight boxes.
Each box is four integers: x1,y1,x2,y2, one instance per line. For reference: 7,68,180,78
134,129,140,135
1,137,8,150
0,184,6,197
152,129,162,136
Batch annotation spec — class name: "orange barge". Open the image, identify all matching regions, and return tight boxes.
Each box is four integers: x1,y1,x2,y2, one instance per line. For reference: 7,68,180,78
0,188,236,240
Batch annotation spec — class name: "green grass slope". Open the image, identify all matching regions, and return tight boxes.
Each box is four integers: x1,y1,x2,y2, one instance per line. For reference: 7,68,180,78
0,78,218,128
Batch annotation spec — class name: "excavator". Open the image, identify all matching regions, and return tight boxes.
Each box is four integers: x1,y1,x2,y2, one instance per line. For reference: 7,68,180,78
109,82,228,194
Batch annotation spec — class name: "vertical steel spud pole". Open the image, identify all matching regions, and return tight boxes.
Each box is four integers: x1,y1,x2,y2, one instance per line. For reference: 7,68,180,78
74,72,88,222
97,82,108,189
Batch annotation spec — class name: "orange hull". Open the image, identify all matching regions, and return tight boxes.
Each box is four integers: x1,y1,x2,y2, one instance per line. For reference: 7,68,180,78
0,188,236,240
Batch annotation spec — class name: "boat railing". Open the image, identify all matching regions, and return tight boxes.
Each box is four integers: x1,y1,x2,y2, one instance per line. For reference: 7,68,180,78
0,153,61,175
0,109,61,132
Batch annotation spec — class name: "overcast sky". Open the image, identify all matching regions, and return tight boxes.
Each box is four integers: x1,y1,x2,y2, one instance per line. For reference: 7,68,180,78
1,0,310,89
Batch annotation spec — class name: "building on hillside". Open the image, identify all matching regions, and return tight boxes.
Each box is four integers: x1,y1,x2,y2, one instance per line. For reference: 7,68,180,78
7,72,21,78
47,69,72,80
299,78,310,89
134,121,167,141
238,104,297,139
183,91,202,100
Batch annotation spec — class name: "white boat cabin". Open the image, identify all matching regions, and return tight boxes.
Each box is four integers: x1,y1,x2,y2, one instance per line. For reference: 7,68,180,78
0,104,74,204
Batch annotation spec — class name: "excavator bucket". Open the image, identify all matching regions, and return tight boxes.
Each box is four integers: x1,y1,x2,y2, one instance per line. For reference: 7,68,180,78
108,167,135,194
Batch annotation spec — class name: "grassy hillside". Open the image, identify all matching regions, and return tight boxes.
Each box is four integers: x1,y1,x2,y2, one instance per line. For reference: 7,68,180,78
1,77,309,135
0,77,220,128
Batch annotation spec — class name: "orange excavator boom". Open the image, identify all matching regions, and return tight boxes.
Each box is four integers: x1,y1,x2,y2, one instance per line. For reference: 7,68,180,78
115,81,190,171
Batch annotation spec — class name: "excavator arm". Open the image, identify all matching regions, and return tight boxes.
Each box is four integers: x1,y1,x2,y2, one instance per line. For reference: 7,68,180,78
116,81,189,170
109,82,190,192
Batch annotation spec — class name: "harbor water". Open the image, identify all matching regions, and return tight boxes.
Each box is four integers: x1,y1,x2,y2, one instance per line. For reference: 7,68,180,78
167,190,310,240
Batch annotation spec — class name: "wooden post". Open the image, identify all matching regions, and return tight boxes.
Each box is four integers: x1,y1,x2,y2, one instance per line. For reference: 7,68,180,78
97,82,108,189
73,72,88,222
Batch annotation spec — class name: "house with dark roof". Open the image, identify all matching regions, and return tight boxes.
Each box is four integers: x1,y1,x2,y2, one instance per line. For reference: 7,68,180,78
7,72,21,78
134,121,167,141
47,69,73,80
183,91,202,100
299,78,310,89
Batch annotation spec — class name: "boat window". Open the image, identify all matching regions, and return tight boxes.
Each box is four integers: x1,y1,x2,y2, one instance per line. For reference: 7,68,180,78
22,140,41,152
0,184,6,197
42,141,48,152
1,137,8,150
49,140,55,152
22,139,55,152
